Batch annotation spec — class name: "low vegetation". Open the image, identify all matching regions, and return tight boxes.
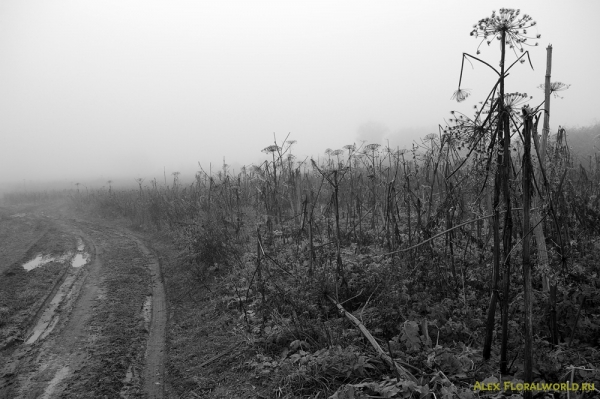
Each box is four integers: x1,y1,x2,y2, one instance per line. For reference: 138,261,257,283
59,117,600,397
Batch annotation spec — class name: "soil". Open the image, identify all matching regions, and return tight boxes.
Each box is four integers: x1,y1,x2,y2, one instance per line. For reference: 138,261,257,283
0,204,167,398
0,202,262,399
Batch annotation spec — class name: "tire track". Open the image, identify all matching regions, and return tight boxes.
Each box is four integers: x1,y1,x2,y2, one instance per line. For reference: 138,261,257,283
131,236,167,398
66,219,167,397
1,210,167,398
13,229,101,398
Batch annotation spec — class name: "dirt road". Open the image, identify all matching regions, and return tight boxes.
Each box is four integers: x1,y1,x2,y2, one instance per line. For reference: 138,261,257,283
0,205,167,398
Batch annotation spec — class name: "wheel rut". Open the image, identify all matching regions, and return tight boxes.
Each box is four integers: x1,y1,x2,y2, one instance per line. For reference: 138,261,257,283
133,236,167,398
0,210,167,398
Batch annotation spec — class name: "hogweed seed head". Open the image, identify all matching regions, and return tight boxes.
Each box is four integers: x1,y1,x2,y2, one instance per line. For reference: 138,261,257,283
538,81,571,98
365,143,381,152
470,8,540,55
452,88,471,103
262,145,280,154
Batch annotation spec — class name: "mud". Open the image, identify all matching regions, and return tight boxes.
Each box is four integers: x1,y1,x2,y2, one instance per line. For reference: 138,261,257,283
134,238,167,399
22,236,89,271
25,266,84,345
0,204,167,398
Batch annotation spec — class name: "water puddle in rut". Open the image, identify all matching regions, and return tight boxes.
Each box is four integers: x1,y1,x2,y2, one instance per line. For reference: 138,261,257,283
22,237,89,271
71,253,89,268
26,272,78,344
25,237,90,344
23,254,71,271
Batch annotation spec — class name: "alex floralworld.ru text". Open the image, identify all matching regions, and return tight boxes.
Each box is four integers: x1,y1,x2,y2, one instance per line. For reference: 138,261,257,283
474,381,596,392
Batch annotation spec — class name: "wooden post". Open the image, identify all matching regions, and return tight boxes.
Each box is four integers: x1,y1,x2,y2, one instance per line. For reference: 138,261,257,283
522,108,534,399
535,45,552,292
541,45,552,166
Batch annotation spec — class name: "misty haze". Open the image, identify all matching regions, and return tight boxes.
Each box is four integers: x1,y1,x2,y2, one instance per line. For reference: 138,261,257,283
1,1,598,192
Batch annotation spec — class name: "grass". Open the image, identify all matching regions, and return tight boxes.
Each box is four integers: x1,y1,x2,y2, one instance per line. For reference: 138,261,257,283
54,126,599,396
148,231,265,398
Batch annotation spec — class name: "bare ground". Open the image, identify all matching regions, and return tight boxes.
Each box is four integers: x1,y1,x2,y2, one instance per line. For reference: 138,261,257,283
1,202,262,399
0,204,166,398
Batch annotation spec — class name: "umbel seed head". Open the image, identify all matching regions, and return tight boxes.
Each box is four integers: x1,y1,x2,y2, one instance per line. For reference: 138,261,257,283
469,8,540,54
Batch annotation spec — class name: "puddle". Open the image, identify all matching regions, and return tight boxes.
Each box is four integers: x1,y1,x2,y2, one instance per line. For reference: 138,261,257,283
72,237,89,267
71,253,89,268
23,237,89,271
76,237,85,252
123,365,134,383
142,296,152,330
41,366,70,399
40,317,60,341
24,237,91,344
119,364,136,398
23,255,53,271
26,273,78,344
23,254,71,271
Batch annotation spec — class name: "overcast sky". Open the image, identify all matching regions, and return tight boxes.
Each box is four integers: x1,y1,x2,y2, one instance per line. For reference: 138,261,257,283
1,0,598,188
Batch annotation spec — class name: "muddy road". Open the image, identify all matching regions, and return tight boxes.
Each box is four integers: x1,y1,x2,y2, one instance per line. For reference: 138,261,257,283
0,205,166,398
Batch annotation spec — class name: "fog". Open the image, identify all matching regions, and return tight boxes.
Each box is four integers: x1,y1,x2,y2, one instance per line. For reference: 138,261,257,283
1,0,598,191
